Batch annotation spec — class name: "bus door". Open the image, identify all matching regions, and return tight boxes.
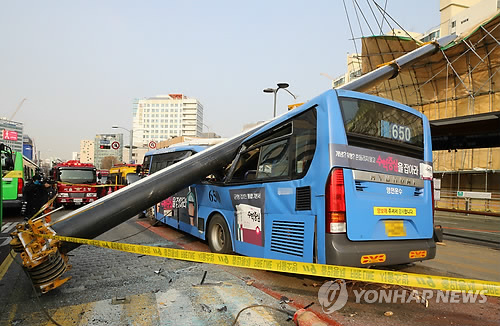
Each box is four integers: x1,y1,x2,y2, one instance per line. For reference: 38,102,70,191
336,96,433,242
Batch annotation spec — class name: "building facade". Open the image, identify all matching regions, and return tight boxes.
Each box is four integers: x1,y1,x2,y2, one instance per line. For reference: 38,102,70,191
93,134,123,169
122,146,149,165
0,118,23,153
332,53,362,88
132,94,203,147
23,135,34,161
330,0,500,212
80,140,95,164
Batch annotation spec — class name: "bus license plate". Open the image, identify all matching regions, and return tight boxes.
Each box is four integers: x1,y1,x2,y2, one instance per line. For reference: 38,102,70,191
384,220,407,237
373,207,416,216
73,198,83,203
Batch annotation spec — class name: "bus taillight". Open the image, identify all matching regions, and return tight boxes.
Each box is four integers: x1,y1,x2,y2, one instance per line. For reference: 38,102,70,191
326,168,346,233
17,178,24,197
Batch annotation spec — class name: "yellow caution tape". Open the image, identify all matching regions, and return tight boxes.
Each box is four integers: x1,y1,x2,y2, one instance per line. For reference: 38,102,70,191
57,182,123,188
30,232,500,297
29,195,58,221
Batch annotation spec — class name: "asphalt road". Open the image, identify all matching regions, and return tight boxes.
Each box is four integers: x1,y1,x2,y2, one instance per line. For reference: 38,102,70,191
1,208,499,326
434,210,500,246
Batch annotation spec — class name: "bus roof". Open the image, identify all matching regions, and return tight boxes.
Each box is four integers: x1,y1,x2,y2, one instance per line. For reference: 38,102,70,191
243,89,427,143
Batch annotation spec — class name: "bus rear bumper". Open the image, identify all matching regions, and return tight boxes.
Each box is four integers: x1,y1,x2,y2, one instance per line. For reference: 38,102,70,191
2,199,23,208
325,233,436,267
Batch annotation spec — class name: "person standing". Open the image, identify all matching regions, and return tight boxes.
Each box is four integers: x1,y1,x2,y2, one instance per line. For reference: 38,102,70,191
22,173,51,220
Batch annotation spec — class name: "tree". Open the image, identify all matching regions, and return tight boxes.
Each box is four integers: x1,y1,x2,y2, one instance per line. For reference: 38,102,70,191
101,156,121,170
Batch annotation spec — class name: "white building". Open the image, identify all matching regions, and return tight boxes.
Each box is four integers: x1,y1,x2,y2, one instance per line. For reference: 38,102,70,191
122,146,149,165
132,94,203,147
80,140,94,164
332,53,362,89
442,0,499,37
0,118,23,153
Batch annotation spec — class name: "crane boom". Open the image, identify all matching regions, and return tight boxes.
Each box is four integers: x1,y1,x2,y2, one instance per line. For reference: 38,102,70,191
10,98,27,120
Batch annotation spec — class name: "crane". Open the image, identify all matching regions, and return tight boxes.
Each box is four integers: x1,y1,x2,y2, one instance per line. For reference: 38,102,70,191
10,98,27,120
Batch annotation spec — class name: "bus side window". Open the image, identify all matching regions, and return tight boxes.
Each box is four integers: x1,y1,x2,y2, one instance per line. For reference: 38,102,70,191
292,109,317,178
256,139,289,179
229,148,260,182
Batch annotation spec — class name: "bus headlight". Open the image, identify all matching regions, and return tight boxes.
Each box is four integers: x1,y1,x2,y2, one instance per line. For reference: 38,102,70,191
86,193,97,197
58,193,69,197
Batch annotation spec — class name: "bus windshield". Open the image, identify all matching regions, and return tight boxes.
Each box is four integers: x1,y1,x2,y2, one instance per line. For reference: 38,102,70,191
126,173,140,185
58,168,96,184
339,97,424,158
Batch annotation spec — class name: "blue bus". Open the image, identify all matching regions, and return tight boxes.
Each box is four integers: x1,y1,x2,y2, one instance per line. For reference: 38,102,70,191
143,89,435,267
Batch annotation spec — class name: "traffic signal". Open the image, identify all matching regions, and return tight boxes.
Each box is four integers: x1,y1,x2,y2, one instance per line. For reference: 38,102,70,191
100,145,111,149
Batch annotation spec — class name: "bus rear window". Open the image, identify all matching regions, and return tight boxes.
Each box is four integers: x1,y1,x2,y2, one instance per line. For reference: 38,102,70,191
149,150,193,174
339,97,424,159
1,152,15,171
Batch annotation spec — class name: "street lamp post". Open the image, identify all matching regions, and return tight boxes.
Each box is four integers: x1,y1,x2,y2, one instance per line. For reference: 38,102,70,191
112,125,133,163
202,123,211,137
263,82,297,118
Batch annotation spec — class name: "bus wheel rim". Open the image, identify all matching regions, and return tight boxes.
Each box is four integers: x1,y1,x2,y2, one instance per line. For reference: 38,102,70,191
214,223,225,251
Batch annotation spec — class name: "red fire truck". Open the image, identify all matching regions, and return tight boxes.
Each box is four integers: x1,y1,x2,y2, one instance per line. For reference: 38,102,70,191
51,160,98,207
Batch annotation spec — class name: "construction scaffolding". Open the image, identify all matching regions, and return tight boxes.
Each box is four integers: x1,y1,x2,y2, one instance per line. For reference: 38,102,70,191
356,13,500,213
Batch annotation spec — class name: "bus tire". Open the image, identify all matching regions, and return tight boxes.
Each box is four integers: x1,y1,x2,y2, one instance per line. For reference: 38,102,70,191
207,214,232,254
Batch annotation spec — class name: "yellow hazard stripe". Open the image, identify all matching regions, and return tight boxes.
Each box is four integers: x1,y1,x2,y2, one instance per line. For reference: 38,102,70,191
3,171,22,178
0,252,16,280
30,232,500,297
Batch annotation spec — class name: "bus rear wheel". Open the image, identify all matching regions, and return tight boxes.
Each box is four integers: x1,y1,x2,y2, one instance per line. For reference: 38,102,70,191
207,214,232,254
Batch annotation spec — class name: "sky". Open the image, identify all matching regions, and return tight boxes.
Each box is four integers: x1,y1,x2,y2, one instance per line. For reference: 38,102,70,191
0,1,440,160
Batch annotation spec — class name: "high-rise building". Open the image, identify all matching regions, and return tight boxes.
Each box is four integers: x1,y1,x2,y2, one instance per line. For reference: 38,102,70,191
93,134,123,169
80,140,94,164
132,94,203,147
0,118,23,153
23,135,34,161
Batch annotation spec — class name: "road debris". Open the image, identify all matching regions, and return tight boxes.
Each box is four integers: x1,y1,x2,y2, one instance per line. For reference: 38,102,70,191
200,303,212,313
111,296,131,305
279,296,292,304
200,270,207,285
